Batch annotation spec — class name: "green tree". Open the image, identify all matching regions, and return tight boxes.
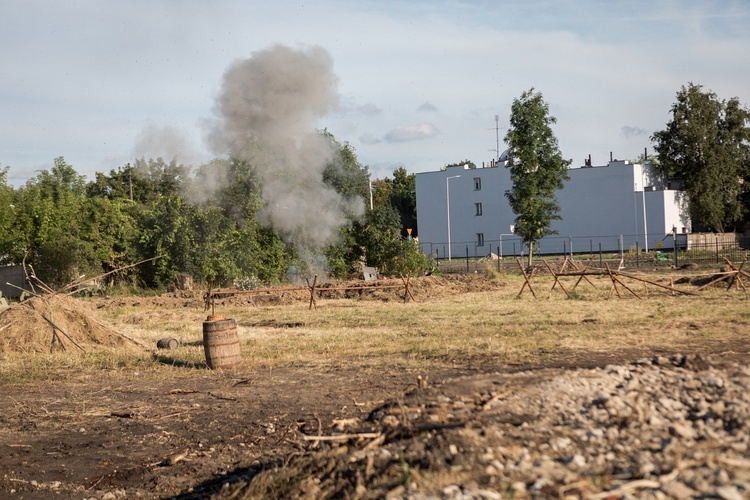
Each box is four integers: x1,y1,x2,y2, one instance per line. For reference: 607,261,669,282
80,197,139,280
9,158,88,265
5,158,136,287
0,166,17,264
88,158,190,204
388,167,417,237
325,226,363,279
370,178,391,208
0,166,12,220
321,133,370,202
350,205,428,277
134,195,201,288
504,88,571,265
185,158,291,286
652,83,750,232
443,159,476,170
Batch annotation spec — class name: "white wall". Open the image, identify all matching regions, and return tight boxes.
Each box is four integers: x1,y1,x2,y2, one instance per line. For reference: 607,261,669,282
415,160,690,257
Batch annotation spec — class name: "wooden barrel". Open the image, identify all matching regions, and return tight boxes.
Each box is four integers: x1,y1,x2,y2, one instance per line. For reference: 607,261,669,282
203,318,241,369
157,337,179,349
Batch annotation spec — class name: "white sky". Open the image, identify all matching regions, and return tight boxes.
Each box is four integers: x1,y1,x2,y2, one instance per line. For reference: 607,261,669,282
2,0,749,186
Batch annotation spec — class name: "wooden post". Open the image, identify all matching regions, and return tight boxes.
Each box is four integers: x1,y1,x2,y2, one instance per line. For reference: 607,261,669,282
401,271,415,303
544,259,570,299
516,258,537,298
570,257,598,292
605,263,622,299
306,275,318,310
608,268,641,299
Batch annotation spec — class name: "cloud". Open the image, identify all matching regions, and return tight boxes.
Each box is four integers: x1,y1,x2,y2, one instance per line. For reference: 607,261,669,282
359,132,382,145
417,101,438,112
357,102,382,116
384,123,438,142
621,125,649,139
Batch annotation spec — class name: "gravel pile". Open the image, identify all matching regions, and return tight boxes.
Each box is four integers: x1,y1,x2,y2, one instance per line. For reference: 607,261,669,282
462,354,750,499
219,354,750,499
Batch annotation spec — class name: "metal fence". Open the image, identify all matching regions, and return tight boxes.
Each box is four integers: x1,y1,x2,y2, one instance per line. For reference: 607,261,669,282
423,234,750,274
677,236,750,266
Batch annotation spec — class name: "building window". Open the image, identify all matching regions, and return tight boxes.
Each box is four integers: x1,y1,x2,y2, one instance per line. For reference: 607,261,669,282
475,202,483,216
477,233,484,246
473,177,481,190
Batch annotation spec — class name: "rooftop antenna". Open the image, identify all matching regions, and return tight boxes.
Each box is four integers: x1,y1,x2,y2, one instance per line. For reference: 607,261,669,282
486,114,502,160
495,114,500,160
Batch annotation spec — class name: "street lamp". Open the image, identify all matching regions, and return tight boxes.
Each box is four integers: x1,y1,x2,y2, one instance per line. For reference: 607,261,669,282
446,175,461,260
635,176,649,252
499,233,515,259
641,171,649,252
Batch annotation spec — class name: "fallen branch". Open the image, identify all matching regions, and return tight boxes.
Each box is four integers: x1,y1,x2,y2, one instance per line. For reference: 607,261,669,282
86,315,149,349
587,479,661,499
207,392,237,402
34,311,86,352
617,271,697,296
0,321,17,334
59,256,163,295
301,432,381,442
482,390,512,411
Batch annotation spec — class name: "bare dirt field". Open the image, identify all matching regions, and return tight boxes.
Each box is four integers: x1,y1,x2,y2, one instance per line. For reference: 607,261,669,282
0,270,748,499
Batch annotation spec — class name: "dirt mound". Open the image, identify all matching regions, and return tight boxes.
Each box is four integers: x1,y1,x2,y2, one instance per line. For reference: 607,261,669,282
210,355,750,499
0,295,139,354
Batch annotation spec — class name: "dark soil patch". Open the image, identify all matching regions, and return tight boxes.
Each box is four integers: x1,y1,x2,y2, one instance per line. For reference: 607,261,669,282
1,340,747,498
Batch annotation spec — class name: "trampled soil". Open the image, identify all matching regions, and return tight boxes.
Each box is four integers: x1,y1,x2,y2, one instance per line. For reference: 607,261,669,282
1,347,748,499
1,274,748,499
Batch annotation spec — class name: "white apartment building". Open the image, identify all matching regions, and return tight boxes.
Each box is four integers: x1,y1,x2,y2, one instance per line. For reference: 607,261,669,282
415,156,690,259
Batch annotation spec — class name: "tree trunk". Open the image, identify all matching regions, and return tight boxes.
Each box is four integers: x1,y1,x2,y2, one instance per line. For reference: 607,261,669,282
527,242,534,267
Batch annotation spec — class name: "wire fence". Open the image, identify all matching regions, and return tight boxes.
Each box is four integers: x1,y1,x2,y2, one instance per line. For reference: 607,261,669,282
422,234,750,274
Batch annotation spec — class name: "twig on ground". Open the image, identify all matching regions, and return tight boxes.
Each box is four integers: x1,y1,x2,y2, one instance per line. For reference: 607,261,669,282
302,432,381,442
587,479,661,499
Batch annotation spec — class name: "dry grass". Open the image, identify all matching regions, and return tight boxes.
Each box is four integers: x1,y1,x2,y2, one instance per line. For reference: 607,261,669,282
1,272,747,383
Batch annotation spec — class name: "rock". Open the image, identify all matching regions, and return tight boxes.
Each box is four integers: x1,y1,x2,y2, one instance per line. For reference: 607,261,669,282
669,422,696,439
570,454,586,468
550,437,572,450
706,375,725,388
661,481,697,498
716,485,744,500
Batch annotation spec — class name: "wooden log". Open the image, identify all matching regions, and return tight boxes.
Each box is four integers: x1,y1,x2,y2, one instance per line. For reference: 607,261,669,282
307,275,318,310
570,257,599,291
401,271,416,303
516,258,537,298
38,312,86,352
544,259,570,299
605,263,622,299
727,261,745,291
617,271,697,296
59,256,163,295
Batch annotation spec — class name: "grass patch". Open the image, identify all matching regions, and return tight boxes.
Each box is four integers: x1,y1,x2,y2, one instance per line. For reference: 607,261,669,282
1,273,747,383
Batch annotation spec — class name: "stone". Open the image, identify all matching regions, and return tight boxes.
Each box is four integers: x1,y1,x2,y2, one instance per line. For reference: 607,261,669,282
661,481,697,498
716,485,744,500
669,422,696,439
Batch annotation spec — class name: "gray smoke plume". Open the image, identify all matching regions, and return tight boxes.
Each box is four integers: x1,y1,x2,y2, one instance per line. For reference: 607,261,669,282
133,124,203,166
209,44,364,257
